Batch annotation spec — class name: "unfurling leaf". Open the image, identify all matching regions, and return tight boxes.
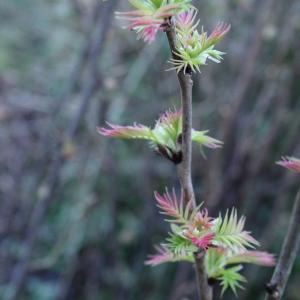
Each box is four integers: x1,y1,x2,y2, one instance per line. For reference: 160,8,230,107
148,193,275,296
213,209,259,250
219,265,247,296
276,156,300,173
98,109,222,163
169,8,230,73
116,0,192,43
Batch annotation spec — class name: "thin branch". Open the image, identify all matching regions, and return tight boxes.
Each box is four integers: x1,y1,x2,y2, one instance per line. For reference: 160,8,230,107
194,252,213,300
165,18,195,207
265,189,300,300
165,18,212,300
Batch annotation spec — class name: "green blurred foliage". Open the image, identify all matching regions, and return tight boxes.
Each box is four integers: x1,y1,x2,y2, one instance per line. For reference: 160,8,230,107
0,0,299,299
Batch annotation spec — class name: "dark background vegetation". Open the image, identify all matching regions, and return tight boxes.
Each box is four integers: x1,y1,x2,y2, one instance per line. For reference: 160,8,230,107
0,0,299,299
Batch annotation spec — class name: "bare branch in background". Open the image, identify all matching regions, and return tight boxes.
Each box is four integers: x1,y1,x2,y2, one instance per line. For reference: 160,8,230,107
265,190,300,300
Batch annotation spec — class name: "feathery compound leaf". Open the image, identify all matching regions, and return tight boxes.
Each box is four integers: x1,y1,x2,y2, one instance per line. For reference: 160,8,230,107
97,123,155,140
152,110,182,153
167,232,197,256
145,245,173,266
116,0,192,43
192,129,223,149
147,203,275,297
154,189,200,223
205,248,227,277
169,9,230,73
145,244,194,266
187,232,215,250
213,209,259,250
154,189,186,223
205,22,231,49
219,265,247,296
226,250,276,267
276,156,300,173
98,109,221,163
193,209,214,230
205,247,275,296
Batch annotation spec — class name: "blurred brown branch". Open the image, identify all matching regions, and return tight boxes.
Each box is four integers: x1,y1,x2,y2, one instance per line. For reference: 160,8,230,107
265,190,300,300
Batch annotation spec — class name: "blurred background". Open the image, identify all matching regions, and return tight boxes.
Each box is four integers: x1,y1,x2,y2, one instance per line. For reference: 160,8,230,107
0,0,299,299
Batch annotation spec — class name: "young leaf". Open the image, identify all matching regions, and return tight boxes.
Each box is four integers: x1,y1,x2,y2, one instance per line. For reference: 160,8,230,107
145,243,194,266
213,209,259,250
97,123,154,140
116,0,192,43
169,10,230,73
187,232,215,250
98,109,221,163
145,245,173,266
219,265,247,296
166,232,197,256
154,189,200,223
192,129,223,149
205,248,227,278
226,250,276,267
276,156,300,173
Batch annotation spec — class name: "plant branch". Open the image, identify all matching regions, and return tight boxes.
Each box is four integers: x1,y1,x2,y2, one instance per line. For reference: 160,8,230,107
265,189,300,300
165,18,212,300
194,252,213,300
165,18,195,207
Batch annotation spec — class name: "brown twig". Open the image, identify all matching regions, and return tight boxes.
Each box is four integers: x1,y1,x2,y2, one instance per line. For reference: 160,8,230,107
165,18,211,300
265,189,300,300
165,19,195,207
194,252,213,300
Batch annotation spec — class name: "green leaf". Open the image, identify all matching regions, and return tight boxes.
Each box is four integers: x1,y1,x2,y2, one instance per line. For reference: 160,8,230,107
225,250,275,267
98,123,156,141
213,209,259,250
166,233,197,256
205,248,227,278
219,265,247,296
192,129,223,149
145,243,194,266
155,189,202,224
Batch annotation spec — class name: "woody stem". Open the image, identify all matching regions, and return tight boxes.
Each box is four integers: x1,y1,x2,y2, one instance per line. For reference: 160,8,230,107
165,17,212,300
